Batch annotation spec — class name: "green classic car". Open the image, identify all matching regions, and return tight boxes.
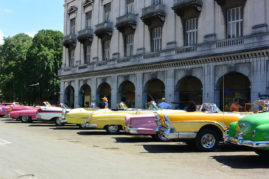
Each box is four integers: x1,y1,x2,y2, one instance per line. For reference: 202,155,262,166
226,111,269,156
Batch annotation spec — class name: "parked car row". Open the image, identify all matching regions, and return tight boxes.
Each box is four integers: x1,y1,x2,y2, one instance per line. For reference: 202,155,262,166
1,100,269,156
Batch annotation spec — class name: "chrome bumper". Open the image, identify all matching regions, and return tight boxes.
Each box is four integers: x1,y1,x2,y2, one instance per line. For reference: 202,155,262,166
82,121,97,128
157,126,196,140
60,119,67,124
125,127,138,134
227,136,269,148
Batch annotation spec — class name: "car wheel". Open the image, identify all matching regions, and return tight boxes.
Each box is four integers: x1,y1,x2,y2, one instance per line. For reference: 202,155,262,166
21,116,31,123
55,118,64,126
195,129,219,152
255,149,269,157
152,132,169,142
78,124,86,129
106,125,120,134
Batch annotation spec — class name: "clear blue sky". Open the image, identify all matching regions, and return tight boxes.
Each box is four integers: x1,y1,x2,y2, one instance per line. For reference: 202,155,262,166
0,0,64,44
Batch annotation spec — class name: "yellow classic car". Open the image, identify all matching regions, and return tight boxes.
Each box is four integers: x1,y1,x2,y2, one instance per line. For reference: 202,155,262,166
61,107,184,134
155,104,246,151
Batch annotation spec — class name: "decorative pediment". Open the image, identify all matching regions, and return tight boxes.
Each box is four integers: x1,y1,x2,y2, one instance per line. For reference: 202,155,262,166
83,0,94,7
68,6,78,15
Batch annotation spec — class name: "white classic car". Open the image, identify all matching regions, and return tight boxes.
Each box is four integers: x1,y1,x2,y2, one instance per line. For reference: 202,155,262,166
36,103,70,125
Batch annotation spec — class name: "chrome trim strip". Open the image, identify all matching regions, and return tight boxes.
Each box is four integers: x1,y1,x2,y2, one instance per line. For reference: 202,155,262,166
158,127,196,140
125,127,138,134
172,120,226,131
67,116,89,119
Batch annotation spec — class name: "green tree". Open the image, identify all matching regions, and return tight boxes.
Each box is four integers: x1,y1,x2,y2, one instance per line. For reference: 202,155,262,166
0,34,32,102
26,30,63,104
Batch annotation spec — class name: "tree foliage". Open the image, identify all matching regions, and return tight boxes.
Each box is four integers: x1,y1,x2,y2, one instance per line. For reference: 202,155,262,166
0,30,63,104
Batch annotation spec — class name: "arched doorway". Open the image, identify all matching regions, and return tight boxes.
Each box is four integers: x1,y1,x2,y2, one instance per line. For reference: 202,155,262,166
144,79,165,106
176,76,203,108
97,83,111,108
64,85,74,108
79,84,91,107
217,72,250,111
119,81,135,108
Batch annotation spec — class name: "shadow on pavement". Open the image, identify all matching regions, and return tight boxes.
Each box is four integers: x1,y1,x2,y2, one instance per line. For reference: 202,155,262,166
142,144,253,153
50,126,83,130
77,131,124,136
211,155,269,169
114,136,156,143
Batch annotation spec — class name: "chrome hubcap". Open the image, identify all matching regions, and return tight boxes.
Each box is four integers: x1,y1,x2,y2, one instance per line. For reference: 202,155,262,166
56,118,61,125
108,125,118,133
22,116,28,122
201,133,216,149
158,133,168,142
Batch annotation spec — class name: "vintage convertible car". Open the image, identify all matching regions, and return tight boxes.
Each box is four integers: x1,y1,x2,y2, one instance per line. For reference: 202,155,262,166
61,108,183,134
0,102,19,117
225,100,269,156
154,103,245,151
61,108,140,133
9,102,70,124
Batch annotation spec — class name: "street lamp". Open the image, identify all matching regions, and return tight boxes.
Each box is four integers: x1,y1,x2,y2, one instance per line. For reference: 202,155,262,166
29,82,41,105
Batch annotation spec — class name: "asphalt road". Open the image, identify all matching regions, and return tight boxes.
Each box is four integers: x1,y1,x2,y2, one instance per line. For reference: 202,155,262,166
0,118,268,179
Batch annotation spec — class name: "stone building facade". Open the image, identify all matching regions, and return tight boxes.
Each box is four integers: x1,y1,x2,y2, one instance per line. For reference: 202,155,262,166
59,0,269,110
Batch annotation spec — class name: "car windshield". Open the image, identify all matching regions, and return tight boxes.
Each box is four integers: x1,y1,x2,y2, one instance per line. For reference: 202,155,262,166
60,103,71,109
251,100,269,112
199,103,220,113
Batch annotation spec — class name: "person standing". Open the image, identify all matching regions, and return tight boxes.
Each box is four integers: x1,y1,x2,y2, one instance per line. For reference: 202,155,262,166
230,98,243,112
158,98,172,109
102,97,109,109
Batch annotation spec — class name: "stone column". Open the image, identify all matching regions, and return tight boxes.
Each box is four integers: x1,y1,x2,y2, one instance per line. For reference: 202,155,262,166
111,75,118,109
60,81,65,103
90,77,97,105
135,73,143,108
203,64,215,103
165,69,175,104
252,0,268,34
251,58,267,102
74,79,80,108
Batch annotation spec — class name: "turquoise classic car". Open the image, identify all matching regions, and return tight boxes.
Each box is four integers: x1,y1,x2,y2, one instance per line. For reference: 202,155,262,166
226,112,269,156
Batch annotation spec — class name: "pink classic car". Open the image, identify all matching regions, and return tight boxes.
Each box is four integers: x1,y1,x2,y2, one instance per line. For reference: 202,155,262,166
0,102,19,117
125,113,169,141
10,106,38,123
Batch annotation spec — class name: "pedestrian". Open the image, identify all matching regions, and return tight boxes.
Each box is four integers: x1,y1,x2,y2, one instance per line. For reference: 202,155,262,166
158,98,172,109
102,97,109,109
230,98,243,112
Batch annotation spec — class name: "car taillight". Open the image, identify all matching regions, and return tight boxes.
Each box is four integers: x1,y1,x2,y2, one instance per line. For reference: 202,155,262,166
7,107,12,113
129,118,134,127
37,107,42,113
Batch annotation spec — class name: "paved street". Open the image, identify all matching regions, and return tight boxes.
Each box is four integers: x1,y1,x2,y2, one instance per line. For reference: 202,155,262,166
0,118,268,179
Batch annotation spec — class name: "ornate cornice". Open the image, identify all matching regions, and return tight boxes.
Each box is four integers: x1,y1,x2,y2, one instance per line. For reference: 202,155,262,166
59,49,269,80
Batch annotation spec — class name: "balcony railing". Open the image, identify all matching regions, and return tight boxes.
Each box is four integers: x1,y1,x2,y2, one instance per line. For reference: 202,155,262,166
116,13,137,33
95,22,113,39
77,27,93,43
216,38,245,48
63,34,77,47
141,3,166,25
